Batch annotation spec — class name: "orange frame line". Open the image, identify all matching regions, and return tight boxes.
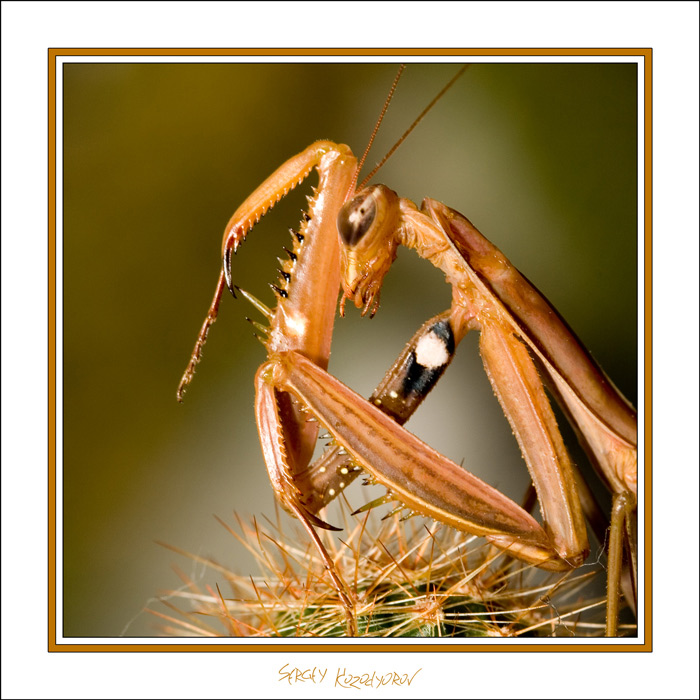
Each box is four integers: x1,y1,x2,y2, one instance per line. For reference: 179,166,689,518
48,48,652,652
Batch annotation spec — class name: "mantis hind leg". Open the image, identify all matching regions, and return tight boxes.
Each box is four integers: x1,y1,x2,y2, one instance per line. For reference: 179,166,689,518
606,492,637,636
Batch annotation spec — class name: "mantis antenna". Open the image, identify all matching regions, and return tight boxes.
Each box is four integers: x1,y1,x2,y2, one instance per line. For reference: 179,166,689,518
357,64,469,190
346,64,406,199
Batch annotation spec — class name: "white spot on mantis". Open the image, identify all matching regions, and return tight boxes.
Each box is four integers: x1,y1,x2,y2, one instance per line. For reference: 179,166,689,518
414,330,450,370
284,310,308,339
389,390,398,399
328,489,336,497
340,467,348,475
319,466,326,473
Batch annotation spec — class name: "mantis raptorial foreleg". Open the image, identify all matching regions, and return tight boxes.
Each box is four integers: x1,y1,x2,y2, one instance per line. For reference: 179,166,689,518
259,348,573,570
179,140,364,632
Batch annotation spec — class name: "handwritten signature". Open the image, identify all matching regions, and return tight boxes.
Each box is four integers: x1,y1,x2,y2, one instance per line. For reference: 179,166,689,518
279,664,421,688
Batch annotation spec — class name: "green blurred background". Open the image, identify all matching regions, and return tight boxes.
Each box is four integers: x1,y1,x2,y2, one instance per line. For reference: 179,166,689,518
61,62,637,637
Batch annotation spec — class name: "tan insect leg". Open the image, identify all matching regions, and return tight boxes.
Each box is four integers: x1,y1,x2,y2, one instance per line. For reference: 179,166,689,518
254,366,357,635
477,320,590,568
178,141,355,402
263,350,575,572
606,491,636,637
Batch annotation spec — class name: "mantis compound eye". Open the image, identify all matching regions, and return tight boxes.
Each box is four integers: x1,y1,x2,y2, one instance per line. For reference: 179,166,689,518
337,191,377,246
337,184,400,250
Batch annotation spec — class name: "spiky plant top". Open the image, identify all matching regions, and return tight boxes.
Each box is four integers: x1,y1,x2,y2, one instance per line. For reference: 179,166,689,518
153,500,611,638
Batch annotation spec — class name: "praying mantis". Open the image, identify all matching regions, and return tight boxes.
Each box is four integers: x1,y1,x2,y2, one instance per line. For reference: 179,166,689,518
178,64,638,637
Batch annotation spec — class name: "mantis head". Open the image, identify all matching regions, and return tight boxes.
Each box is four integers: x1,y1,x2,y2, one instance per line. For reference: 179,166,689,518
337,184,401,317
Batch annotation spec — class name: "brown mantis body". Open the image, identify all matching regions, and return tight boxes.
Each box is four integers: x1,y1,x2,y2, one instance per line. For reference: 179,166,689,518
179,67,637,636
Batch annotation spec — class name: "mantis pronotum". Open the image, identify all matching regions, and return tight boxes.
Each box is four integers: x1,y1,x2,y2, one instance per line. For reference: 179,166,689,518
178,64,637,637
